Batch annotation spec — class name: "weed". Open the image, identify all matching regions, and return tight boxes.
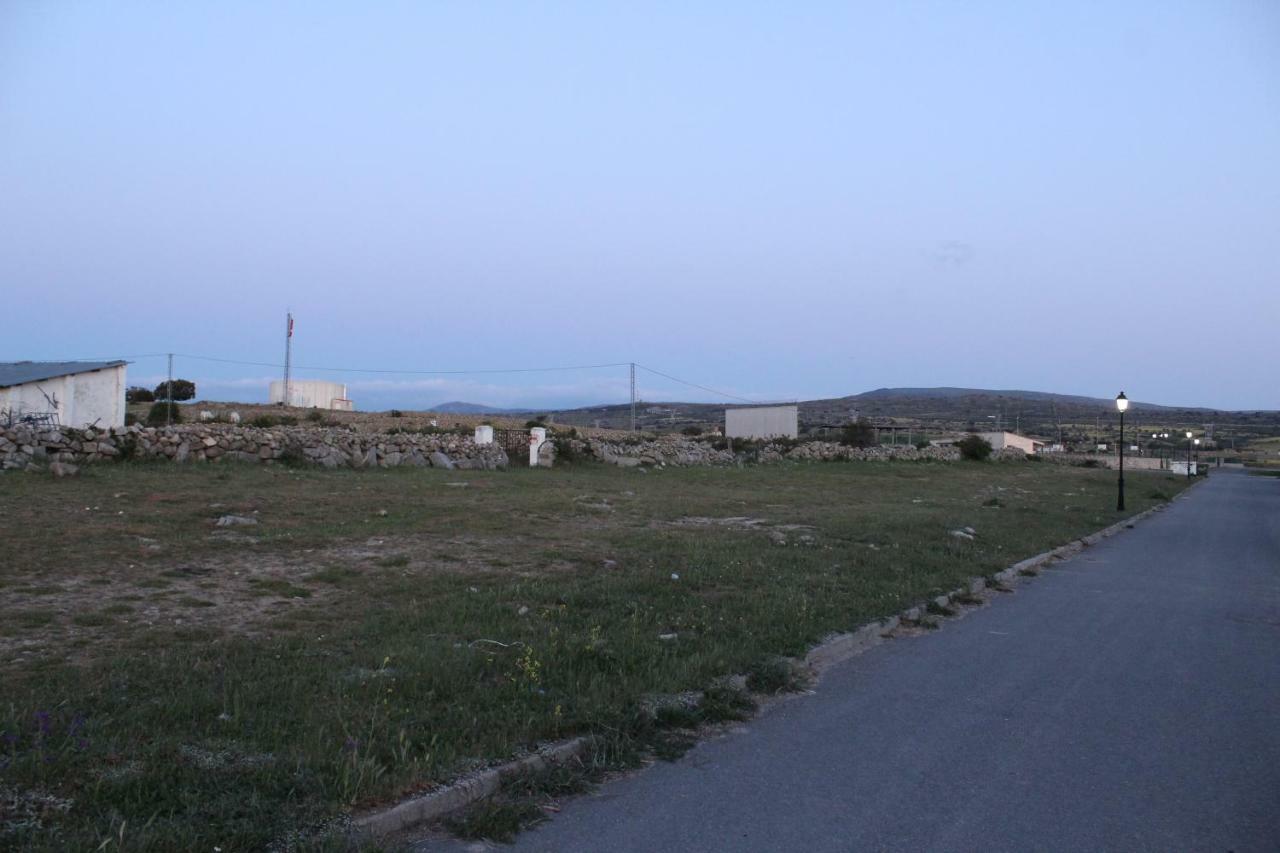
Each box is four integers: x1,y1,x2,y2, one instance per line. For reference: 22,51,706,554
745,656,809,695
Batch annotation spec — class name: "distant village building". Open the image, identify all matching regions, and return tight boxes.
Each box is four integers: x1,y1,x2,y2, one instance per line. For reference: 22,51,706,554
725,404,799,440
977,431,1045,454
0,360,127,428
268,380,354,410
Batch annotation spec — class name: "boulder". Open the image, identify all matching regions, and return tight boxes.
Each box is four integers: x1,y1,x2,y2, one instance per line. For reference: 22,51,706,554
429,451,455,470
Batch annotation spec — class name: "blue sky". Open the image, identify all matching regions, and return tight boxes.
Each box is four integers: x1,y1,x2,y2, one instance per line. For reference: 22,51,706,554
2,1,1277,410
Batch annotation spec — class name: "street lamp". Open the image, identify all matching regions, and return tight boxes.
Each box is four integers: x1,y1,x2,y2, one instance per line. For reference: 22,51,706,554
1115,392,1128,510
1194,438,1201,475
1185,431,1193,480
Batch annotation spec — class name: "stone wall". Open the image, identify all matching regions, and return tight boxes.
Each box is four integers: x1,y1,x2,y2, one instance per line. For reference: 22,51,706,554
558,435,961,467
0,423,508,473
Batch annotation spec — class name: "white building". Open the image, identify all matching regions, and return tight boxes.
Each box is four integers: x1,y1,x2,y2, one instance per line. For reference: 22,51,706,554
976,431,1045,454
725,404,799,440
268,380,353,410
0,361,128,428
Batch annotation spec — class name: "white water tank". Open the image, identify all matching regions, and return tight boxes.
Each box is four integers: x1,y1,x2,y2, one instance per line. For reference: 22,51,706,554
268,380,352,410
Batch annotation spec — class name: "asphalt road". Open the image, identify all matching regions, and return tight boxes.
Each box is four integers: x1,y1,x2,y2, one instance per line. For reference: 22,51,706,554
417,469,1280,852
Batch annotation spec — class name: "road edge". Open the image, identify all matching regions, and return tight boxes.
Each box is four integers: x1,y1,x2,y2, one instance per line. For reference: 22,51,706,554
353,476,1207,842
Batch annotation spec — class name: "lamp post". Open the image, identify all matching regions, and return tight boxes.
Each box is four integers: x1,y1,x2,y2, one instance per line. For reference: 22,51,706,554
1115,393,1128,511
1194,438,1200,475
1185,431,1193,480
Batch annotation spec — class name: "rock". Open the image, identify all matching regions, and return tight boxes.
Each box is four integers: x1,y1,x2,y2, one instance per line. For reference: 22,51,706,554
932,595,952,611
767,530,788,546
658,633,678,642
902,607,922,623
517,606,530,616
968,577,987,595
49,462,79,477
950,530,975,540
429,451,455,470
215,515,258,527
602,559,618,570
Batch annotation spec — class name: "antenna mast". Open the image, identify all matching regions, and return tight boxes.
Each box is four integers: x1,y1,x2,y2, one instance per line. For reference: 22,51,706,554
283,312,293,407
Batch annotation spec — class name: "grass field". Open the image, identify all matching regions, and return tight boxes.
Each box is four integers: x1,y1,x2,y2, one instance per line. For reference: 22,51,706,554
0,459,1188,850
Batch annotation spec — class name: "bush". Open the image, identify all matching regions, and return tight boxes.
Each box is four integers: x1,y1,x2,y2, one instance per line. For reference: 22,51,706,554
681,425,704,436
153,379,196,401
957,434,993,461
914,439,931,450
389,410,404,418
305,409,326,423
840,418,876,448
124,412,139,426
145,402,182,426
126,386,154,403
249,414,298,428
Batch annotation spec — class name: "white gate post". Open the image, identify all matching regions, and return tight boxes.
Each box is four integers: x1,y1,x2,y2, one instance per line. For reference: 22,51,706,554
529,428,547,468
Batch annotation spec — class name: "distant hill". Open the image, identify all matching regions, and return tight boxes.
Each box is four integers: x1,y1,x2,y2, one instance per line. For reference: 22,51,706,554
428,401,529,415
532,387,1279,442
852,387,1202,411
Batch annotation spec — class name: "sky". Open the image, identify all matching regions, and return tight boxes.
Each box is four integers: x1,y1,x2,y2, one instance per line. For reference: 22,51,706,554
2,1,1277,411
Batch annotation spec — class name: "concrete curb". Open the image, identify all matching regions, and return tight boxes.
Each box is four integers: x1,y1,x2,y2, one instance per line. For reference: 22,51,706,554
354,737,587,839
806,476,1207,677
355,477,1208,840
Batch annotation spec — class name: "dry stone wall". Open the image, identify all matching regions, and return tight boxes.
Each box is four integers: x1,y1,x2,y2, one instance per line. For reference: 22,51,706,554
562,436,960,467
0,424,508,472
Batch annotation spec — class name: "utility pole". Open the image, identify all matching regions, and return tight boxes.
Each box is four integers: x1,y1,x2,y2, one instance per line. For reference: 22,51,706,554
629,362,636,432
283,312,294,408
166,353,174,426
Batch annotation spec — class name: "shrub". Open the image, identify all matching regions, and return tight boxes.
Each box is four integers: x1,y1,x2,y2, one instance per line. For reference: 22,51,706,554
305,409,326,423
681,426,704,436
840,418,876,448
146,402,182,426
153,379,196,401
249,414,296,428
126,386,154,403
957,434,993,461
914,439,931,450
124,412,139,426
389,410,404,418
552,438,589,465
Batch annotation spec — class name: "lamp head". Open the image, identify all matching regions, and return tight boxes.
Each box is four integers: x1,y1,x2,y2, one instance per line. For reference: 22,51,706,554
1115,392,1129,412
1185,431,1193,439
1194,438,1200,445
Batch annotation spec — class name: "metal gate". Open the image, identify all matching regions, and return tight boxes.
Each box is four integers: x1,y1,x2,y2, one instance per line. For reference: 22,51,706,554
493,429,531,467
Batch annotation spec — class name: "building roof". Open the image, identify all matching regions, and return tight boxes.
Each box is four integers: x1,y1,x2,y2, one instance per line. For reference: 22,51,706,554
0,360,127,389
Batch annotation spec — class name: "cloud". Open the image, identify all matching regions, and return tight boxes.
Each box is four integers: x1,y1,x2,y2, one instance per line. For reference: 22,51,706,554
928,240,975,266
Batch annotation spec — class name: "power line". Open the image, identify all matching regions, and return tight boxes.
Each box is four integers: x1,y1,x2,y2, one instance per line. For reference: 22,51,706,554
171,354,633,376
634,363,760,404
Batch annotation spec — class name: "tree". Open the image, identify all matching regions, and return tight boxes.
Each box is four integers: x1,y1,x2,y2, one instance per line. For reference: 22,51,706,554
126,386,155,403
146,401,183,426
957,433,993,461
153,379,196,401
840,417,876,448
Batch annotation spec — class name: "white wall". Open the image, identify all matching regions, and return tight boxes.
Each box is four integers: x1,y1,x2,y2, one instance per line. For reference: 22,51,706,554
725,405,799,439
0,365,126,428
977,431,1040,454
268,380,351,409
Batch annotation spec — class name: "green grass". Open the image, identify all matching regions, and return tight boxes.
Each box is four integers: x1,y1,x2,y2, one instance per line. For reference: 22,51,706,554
0,459,1187,849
